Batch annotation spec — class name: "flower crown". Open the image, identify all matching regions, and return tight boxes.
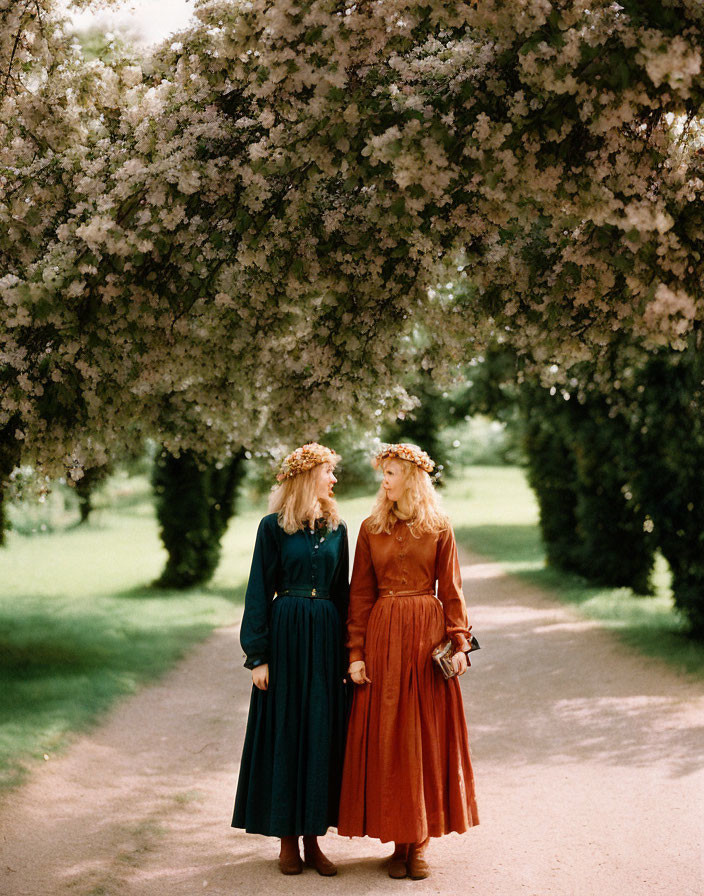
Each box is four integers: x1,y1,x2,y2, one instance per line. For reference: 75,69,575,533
276,442,340,481
373,442,435,474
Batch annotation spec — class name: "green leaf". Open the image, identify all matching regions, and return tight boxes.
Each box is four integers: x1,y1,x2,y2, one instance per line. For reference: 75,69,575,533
390,196,406,217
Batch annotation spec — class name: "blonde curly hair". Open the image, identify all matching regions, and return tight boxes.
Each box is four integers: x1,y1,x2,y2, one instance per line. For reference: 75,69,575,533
269,461,341,535
366,457,449,535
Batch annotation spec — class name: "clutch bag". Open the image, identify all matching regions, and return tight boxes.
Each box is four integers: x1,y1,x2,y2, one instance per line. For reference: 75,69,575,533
431,635,481,680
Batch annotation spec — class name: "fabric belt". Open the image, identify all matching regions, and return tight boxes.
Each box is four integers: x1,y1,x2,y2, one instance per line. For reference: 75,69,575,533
278,587,330,600
377,588,435,599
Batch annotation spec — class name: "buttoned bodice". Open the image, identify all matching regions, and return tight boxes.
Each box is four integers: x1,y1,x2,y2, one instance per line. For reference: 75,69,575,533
362,519,440,593
239,513,349,668
276,518,344,595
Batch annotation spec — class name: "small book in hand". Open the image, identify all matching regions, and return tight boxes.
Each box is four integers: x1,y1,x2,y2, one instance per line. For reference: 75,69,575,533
431,635,481,679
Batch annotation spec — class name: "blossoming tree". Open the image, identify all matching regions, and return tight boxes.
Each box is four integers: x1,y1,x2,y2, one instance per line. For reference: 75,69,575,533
2,0,703,473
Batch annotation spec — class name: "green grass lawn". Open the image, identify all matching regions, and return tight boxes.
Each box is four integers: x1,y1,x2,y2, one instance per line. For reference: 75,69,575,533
1,464,700,796
0,477,263,794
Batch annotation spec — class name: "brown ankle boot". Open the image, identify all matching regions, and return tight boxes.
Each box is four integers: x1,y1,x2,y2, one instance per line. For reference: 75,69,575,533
407,838,430,880
388,842,409,879
278,836,303,875
302,836,338,876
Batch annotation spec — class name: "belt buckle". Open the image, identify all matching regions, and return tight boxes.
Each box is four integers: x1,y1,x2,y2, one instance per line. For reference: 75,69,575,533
311,588,317,597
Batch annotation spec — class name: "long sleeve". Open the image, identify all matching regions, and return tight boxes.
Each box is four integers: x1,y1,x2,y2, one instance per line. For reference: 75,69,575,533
240,515,279,669
346,522,378,664
330,522,350,641
435,526,472,651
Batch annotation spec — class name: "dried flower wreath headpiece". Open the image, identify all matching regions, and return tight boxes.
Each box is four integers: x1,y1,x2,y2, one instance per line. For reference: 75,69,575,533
276,442,340,481
373,442,435,473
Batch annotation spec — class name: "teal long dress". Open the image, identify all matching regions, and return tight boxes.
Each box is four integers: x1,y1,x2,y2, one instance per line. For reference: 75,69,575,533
232,512,350,837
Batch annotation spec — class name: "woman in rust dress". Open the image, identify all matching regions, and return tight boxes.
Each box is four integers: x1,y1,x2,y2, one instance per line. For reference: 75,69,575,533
337,443,478,879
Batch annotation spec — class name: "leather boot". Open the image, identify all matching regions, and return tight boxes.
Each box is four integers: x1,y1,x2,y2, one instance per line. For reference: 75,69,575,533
407,838,430,880
278,836,303,875
388,842,409,879
302,836,338,876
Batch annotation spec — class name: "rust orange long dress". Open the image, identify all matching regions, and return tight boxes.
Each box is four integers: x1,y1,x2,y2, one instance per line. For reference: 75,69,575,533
337,516,479,843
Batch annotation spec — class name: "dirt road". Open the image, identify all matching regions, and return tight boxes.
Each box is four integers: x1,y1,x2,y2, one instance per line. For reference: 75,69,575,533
1,553,702,896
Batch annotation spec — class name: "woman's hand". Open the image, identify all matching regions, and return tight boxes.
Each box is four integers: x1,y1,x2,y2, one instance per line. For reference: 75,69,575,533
349,660,371,685
252,663,269,690
452,651,468,676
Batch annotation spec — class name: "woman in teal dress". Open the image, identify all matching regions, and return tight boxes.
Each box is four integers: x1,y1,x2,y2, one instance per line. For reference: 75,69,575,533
232,443,349,876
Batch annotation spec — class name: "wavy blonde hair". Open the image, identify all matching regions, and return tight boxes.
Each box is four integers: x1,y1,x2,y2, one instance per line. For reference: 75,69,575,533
366,458,450,535
269,462,341,534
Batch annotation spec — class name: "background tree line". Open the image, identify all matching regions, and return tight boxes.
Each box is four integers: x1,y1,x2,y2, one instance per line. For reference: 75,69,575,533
456,341,704,638
6,335,702,641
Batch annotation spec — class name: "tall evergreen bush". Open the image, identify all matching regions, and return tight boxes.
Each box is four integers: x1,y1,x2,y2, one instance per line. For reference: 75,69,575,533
624,351,704,635
152,447,246,588
455,343,703,634
567,398,655,594
521,387,655,593
522,404,583,574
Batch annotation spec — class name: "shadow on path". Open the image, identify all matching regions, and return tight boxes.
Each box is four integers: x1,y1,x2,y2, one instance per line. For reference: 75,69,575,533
1,553,703,896
462,559,703,779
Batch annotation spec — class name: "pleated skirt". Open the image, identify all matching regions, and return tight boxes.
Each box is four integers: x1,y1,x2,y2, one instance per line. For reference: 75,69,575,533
232,595,349,837
338,593,479,843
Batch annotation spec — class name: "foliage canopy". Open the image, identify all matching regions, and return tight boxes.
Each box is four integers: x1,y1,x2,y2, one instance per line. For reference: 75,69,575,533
2,1,704,474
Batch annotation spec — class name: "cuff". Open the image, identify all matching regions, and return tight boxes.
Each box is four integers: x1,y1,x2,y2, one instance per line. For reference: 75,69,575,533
452,633,471,653
348,647,365,664
244,655,267,670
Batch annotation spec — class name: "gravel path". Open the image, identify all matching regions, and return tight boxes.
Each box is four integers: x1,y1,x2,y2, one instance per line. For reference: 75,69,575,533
1,552,702,896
